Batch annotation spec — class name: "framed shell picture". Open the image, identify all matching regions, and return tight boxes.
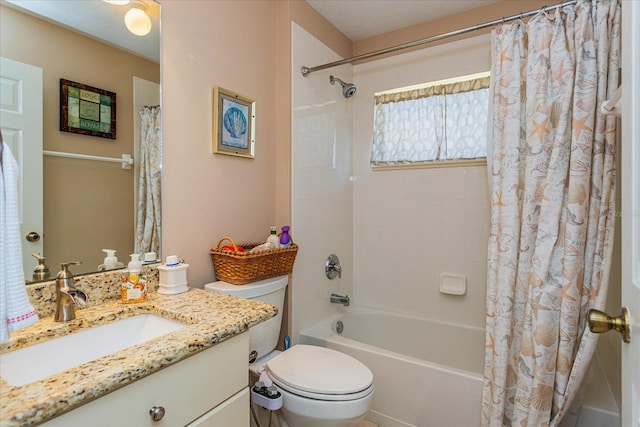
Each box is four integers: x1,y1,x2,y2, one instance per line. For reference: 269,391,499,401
212,86,255,158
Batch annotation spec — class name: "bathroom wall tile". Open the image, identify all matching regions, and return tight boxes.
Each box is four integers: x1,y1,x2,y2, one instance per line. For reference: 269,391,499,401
441,199,465,229
437,168,466,200
418,229,444,260
464,166,490,201
439,230,467,261
463,231,489,263
464,199,490,232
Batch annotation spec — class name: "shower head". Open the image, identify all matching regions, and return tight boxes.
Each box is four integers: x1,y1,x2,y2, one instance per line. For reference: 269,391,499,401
330,75,357,98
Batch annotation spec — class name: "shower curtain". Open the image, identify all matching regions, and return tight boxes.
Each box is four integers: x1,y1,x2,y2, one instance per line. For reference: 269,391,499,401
481,1,620,426
135,105,162,256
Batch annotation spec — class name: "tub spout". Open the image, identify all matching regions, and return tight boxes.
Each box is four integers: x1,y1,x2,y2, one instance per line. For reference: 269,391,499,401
330,293,350,307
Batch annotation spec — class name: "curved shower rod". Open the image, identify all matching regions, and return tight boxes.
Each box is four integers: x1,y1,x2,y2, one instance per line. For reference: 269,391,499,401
301,0,577,77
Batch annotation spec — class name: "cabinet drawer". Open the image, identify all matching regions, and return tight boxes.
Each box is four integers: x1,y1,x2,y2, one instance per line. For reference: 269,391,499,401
43,332,248,426
187,387,249,427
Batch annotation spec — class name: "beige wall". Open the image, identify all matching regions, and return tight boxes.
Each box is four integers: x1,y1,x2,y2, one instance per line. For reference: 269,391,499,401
160,0,348,290
161,1,278,287
1,5,159,274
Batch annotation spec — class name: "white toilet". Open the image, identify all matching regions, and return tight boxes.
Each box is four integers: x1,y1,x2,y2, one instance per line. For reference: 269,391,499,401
204,275,374,427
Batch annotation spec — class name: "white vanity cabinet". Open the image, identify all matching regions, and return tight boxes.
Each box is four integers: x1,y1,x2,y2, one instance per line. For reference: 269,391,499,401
43,332,249,427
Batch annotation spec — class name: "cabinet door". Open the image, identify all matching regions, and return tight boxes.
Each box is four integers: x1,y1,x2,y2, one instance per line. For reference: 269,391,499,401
43,333,248,426
187,387,249,427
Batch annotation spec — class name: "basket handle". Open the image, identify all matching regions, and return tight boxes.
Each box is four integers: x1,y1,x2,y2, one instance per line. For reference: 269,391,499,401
215,236,238,251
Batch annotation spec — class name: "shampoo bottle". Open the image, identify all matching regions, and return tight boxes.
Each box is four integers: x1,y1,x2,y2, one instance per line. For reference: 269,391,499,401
122,254,147,303
266,226,280,249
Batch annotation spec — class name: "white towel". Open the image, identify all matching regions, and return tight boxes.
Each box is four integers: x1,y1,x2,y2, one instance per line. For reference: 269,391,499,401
1,141,38,342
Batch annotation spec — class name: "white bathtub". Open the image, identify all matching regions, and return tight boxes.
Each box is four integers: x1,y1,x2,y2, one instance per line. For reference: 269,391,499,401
300,309,485,427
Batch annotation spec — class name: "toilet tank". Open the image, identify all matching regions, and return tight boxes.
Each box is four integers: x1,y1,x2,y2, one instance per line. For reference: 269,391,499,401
204,275,288,361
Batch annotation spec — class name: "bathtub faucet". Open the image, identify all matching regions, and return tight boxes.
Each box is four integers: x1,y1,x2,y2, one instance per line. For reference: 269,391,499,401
330,293,350,307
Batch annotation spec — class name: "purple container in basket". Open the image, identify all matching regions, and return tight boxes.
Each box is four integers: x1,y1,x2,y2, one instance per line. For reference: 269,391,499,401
280,226,291,247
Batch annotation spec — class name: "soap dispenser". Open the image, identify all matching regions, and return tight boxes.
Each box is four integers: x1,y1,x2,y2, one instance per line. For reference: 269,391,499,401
31,252,50,281
98,249,123,271
121,254,147,303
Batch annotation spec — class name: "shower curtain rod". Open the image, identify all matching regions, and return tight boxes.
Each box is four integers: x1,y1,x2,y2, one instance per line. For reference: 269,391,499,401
301,0,577,77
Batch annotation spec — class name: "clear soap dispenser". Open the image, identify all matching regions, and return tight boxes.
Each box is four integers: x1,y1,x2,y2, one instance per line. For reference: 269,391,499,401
98,249,123,271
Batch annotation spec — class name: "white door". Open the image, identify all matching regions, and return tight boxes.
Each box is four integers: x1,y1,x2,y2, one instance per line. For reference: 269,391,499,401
0,57,43,280
621,1,639,425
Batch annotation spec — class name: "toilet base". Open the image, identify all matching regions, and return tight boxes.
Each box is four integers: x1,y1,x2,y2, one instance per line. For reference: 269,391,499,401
279,410,366,427
275,380,372,427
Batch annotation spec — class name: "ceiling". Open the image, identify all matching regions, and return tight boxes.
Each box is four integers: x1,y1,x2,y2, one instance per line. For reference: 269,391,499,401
305,0,499,41
2,0,498,62
2,0,160,63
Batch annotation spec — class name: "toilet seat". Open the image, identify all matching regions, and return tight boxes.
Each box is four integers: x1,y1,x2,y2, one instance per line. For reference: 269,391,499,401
266,345,374,402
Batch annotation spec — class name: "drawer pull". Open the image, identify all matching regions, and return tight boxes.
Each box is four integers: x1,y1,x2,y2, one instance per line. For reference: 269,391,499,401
149,406,166,421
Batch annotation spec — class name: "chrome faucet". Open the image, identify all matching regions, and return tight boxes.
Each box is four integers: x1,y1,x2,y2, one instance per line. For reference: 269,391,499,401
55,262,88,322
330,293,350,307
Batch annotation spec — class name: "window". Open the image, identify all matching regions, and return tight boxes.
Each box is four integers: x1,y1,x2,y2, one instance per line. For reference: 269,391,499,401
370,72,490,167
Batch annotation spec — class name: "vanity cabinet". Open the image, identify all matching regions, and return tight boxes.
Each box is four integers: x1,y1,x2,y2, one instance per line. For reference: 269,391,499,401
42,332,249,427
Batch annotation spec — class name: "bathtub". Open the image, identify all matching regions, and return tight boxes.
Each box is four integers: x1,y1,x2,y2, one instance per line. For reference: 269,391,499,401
299,309,485,427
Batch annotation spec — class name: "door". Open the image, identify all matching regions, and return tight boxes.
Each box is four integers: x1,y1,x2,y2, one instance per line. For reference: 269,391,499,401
621,1,639,425
0,57,43,279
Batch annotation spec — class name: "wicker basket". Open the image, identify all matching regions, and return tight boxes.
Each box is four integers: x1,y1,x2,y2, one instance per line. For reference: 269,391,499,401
210,236,298,285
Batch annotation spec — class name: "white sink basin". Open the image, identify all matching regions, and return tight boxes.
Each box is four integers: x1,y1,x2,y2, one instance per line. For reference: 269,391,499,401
0,314,185,386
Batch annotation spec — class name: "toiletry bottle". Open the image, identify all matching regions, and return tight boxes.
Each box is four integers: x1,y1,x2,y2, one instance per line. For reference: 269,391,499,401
266,226,280,249
100,249,119,270
280,225,292,247
122,254,147,303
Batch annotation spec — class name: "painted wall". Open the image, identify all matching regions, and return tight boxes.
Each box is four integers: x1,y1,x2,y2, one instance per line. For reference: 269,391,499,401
290,22,353,342
0,5,159,274
161,1,279,288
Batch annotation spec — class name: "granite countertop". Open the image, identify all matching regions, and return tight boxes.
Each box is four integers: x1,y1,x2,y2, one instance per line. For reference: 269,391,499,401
0,288,277,426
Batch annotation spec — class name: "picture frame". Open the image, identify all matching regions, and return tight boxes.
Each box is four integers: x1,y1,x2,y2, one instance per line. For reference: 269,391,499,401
60,79,116,139
213,86,255,158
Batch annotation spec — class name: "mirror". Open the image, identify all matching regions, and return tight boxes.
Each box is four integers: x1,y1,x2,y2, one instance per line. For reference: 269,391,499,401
0,0,161,283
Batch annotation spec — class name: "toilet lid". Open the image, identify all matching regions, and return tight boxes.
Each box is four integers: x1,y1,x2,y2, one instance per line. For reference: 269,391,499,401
265,345,373,398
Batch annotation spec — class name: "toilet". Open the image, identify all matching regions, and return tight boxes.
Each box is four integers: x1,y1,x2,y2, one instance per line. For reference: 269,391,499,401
204,275,374,427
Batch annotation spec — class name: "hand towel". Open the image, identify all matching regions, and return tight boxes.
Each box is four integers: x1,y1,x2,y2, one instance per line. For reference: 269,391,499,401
1,141,39,342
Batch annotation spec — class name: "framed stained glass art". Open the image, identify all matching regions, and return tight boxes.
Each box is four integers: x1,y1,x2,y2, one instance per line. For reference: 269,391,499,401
60,79,116,139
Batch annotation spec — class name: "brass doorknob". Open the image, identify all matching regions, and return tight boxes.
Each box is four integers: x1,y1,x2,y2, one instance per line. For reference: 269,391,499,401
588,307,631,343
26,232,41,242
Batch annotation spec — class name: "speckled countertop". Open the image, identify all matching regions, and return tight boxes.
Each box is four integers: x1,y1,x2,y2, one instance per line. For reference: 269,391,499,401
0,275,277,427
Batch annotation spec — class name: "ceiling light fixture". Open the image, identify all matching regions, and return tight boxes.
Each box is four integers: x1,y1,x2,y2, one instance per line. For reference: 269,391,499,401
124,1,152,36
103,0,131,5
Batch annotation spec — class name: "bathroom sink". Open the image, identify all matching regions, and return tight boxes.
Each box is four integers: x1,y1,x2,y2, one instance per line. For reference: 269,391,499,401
0,314,185,386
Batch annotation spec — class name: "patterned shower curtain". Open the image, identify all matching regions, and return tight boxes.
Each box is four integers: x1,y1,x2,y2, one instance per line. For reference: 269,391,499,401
134,105,162,256
481,1,620,426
